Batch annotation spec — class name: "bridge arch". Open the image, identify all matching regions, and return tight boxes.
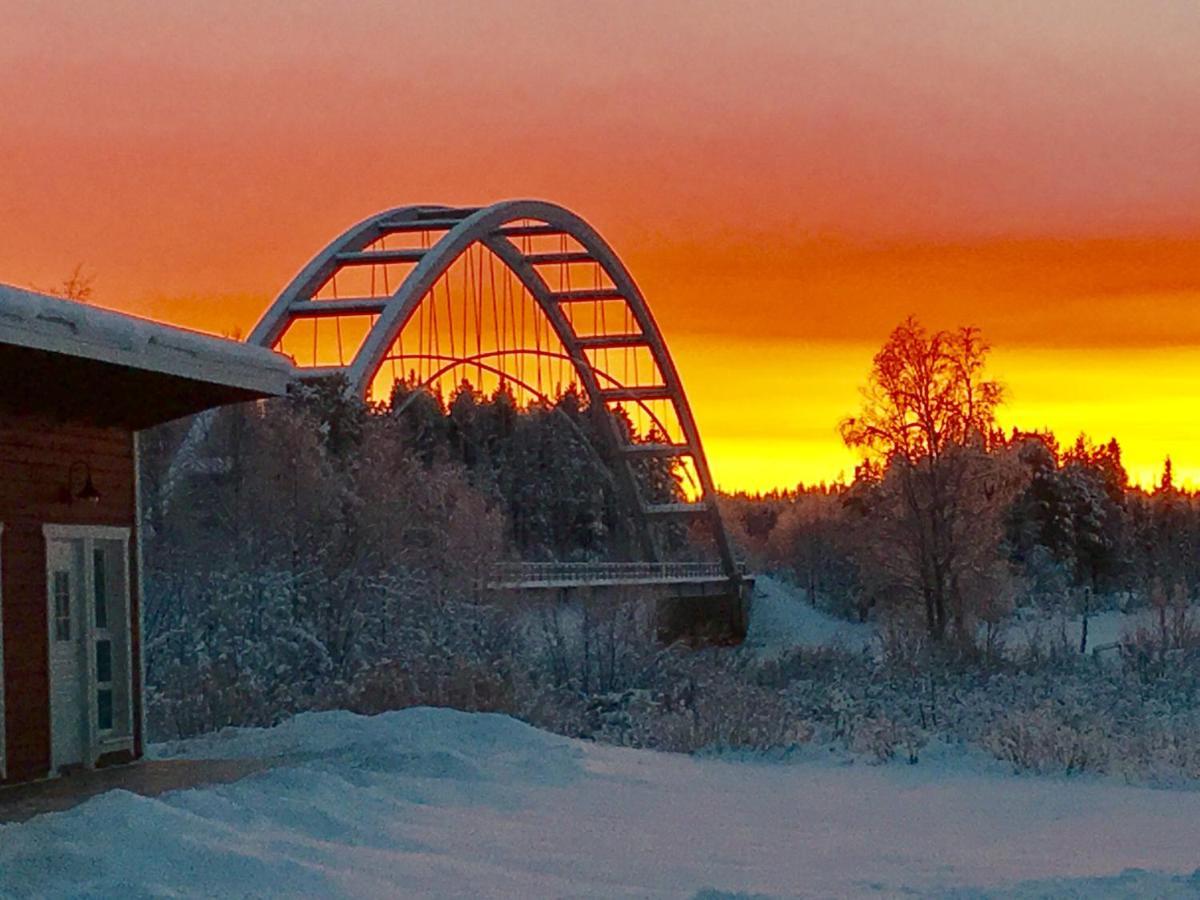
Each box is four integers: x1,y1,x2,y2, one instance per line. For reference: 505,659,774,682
250,200,736,577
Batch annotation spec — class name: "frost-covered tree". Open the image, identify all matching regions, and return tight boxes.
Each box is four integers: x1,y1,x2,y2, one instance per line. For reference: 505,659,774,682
840,318,1024,643
139,374,697,737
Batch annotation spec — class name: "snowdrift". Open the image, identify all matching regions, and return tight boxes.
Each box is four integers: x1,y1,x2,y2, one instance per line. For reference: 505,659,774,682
2,707,1199,898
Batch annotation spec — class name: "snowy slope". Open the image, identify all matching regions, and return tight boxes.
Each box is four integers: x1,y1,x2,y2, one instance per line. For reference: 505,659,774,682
746,575,1146,662
746,574,873,656
3,708,1200,898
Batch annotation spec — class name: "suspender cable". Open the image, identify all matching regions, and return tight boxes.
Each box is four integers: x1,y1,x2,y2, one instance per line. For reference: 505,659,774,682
331,271,345,367
523,227,537,397
623,300,631,394
470,246,478,389
466,245,477,387
460,248,469,383
629,302,640,433
383,233,391,295
383,312,396,393
430,276,441,385
488,250,500,397
446,253,457,362
465,246,474,387
509,267,521,404
417,284,426,384
596,261,609,378
500,264,511,401
559,232,567,394
535,277,544,396
474,246,484,390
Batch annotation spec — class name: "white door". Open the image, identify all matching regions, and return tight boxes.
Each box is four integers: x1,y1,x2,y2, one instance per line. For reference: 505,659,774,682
47,538,87,770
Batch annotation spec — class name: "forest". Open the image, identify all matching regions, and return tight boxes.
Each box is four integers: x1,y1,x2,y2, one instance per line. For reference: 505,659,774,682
138,374,692,738
138,318,1200,782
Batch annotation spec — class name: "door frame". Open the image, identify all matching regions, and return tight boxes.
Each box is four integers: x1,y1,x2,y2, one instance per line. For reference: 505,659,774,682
43,524,134,771
0,523,6,781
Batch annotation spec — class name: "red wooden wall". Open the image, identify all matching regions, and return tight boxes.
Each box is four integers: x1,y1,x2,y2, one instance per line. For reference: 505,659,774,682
0,414,142,785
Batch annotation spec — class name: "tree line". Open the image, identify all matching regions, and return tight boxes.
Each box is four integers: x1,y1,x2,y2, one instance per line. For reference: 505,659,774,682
137,375,689,736
722,317,1200,651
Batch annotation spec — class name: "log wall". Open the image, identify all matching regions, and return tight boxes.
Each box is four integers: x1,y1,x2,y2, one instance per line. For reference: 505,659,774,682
0,414,141,785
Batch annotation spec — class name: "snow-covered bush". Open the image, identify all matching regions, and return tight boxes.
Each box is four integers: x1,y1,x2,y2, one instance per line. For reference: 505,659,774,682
575,653,813,754
142,389,507,739
844,712,923,764
145,569,334,738
1119,594,1200,674
980,701,1110,775
526,595,659,695
346,599,521,716
138,383,1200,786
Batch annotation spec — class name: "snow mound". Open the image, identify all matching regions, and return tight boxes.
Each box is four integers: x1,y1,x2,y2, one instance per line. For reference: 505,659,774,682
941,867,1200,899
5,706,1200,898
746,574,872,656
156,706,584,787
2,709,587,899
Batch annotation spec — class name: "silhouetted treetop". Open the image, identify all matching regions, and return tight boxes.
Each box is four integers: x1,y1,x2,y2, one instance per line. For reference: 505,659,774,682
840,316,1003,464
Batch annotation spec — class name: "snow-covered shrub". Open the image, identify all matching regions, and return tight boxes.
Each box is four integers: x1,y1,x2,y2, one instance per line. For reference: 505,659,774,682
346,598,521,716
1119,597,1200,674
1117,714,1200,784
845,713,923,764
621,680,810,754
980,701,1110,775
652,679,812,754
525,595,659,695
876,612,931,672
145,569,336,738
550,648,813,754
142,392,508,739
139,388,1200,784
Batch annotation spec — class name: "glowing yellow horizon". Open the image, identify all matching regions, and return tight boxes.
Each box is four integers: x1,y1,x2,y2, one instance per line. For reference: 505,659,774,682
675,336,1200,495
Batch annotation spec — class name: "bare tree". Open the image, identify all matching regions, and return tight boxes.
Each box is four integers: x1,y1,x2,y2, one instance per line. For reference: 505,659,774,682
30,263,95,302
841,318,1002,462
841,318,1023,644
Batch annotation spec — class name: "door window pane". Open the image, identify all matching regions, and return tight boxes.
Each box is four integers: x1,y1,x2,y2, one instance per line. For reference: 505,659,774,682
96,639,112,684
93,549,108,630
97,688,113,732
53,571,71,641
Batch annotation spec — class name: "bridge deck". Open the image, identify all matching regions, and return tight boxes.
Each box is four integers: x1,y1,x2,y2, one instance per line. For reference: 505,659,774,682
487,561,740,591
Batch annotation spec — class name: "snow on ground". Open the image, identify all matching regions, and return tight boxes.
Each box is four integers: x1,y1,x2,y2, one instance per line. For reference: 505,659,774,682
746,575,872,656
746,574,1146,662
3,707,1200,898
1001,608,1140,657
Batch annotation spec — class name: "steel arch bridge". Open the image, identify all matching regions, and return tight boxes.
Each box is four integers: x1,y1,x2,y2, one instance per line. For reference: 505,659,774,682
249,200,737,581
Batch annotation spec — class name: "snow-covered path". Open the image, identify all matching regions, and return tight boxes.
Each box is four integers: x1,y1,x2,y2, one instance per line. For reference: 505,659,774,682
2,709,1199,898
745,575,873,656
744,574,1150,662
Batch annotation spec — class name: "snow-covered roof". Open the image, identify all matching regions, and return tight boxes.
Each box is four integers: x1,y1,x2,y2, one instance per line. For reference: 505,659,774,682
0,282,293,398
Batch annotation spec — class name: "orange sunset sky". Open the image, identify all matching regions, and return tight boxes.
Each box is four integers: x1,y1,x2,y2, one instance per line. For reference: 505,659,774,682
3,1,1199,492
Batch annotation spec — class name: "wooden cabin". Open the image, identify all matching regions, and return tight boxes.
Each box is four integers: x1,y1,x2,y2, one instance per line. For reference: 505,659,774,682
0,283,292,785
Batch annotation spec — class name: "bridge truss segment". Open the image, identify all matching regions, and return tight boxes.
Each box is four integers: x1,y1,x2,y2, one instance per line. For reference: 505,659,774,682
249,200,737,578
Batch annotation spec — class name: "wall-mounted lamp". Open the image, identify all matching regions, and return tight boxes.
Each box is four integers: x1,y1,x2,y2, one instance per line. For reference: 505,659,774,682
63,460,101,505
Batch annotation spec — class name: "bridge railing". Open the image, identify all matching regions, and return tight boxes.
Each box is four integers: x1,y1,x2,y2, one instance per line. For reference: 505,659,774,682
488,560,736,587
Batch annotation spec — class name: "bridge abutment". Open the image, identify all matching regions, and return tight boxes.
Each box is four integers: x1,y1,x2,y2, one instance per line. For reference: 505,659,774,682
488,576,753,647
653,578,753,646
